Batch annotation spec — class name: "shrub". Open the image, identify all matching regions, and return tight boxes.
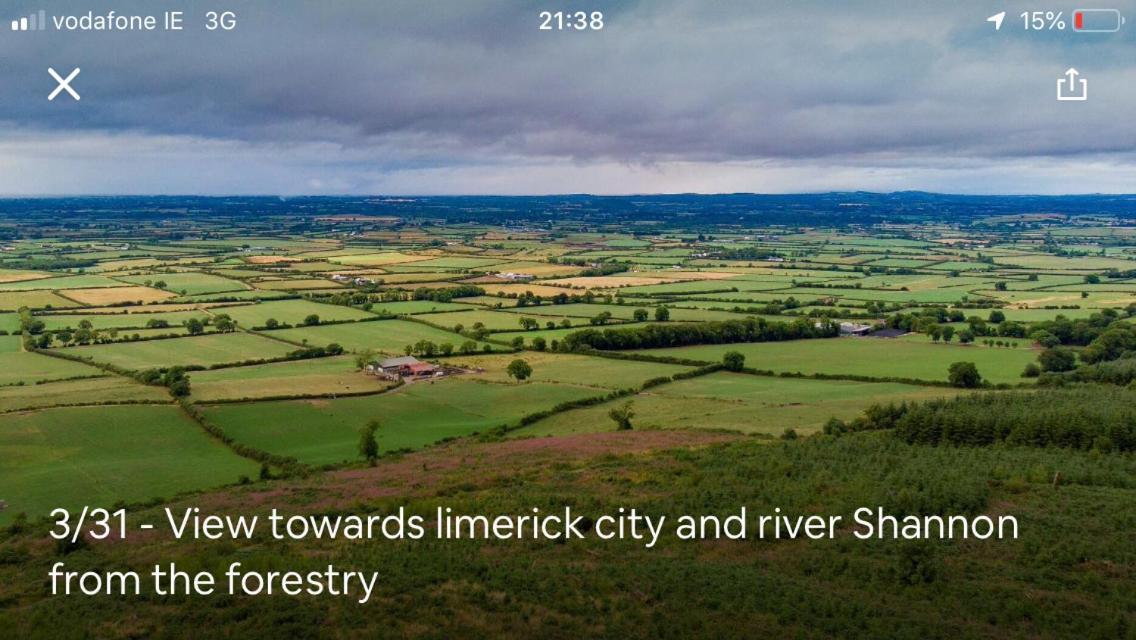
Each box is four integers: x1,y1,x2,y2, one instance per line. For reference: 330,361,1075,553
947,362,981,388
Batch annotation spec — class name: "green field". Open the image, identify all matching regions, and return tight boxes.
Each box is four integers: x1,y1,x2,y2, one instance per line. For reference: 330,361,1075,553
494,322,659,345
188,355,395,402
0,405,258,521
0,351,106,385
60,332,298,371
271,318,495,353
202,379,597,465
0,376,168,413
367,300,475,315
35,309,213,331
117,272,250,295
521,372,962,437
0,274,126,291
446,352,693,388
208,299,375,326
634,337,1038,384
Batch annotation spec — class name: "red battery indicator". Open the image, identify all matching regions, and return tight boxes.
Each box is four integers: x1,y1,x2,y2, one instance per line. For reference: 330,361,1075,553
1073,9,1124,32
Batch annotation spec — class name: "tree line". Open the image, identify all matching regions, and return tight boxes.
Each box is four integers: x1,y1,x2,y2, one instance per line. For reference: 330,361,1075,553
559,317,838,351
835,387,1136,452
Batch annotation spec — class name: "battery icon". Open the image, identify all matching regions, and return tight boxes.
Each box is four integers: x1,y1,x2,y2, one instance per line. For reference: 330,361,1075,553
1073,9,1124,32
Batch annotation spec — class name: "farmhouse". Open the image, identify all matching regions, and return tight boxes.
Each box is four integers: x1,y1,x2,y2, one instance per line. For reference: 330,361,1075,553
497,272,535,281
839,322,874,336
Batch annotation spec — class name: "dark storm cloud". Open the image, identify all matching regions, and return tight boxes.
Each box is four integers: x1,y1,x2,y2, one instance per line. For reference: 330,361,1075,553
0,0,1133,193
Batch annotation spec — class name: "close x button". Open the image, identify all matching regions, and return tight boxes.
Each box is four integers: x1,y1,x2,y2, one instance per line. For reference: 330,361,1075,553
48,67,81,101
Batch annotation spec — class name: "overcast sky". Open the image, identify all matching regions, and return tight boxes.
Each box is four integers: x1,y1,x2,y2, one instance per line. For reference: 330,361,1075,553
0,0,1133,195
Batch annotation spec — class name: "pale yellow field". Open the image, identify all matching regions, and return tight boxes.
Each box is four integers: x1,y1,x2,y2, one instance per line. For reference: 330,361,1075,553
477,283,583,296
253,278,343,290
328,252,436,267
0,270,52,284
541,276,673,289
0,291,81,311
244,255,302,264
646,271,741,281
59,286,177,305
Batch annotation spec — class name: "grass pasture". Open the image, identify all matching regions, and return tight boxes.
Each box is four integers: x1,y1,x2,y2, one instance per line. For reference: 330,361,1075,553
60,332,299,371
0,405,259,521
203,379,597,465
520,372,962,437
0,274,126,291
270,318,494,354
188,355,396,402
447,352,693,388
210,299,375,327
633,336,1038,384
0,351,105,386
117,272,249,296
36,310,212,331
0,376,168,413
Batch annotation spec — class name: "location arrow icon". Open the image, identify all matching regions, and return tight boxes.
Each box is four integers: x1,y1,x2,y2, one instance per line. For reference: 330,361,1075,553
988,11,1006,30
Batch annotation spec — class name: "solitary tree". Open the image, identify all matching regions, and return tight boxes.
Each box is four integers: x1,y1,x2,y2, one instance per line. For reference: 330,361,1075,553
355,348,378,370
264,318,279,329
184,318,205,336
654,306,670,321
506,358,533,382
722,351,746,372
608,401,635,430
948,362,982,388
303,314,321,326
358,419,380,466
633,308,649,322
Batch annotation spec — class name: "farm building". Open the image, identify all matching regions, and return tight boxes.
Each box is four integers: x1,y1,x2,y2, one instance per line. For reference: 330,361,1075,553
839,322,874,336
497,272,535,281
368,356,440,379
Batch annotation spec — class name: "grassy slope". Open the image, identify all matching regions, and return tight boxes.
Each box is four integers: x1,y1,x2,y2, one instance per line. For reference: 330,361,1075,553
58,332,298,370
269,319,495,354
200,378,598,465
0,405,259,520
187,355,396,402
634,338,1038,384
519,372,963,436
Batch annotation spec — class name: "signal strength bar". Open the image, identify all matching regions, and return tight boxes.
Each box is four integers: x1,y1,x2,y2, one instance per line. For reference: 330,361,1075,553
11,10,46,31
